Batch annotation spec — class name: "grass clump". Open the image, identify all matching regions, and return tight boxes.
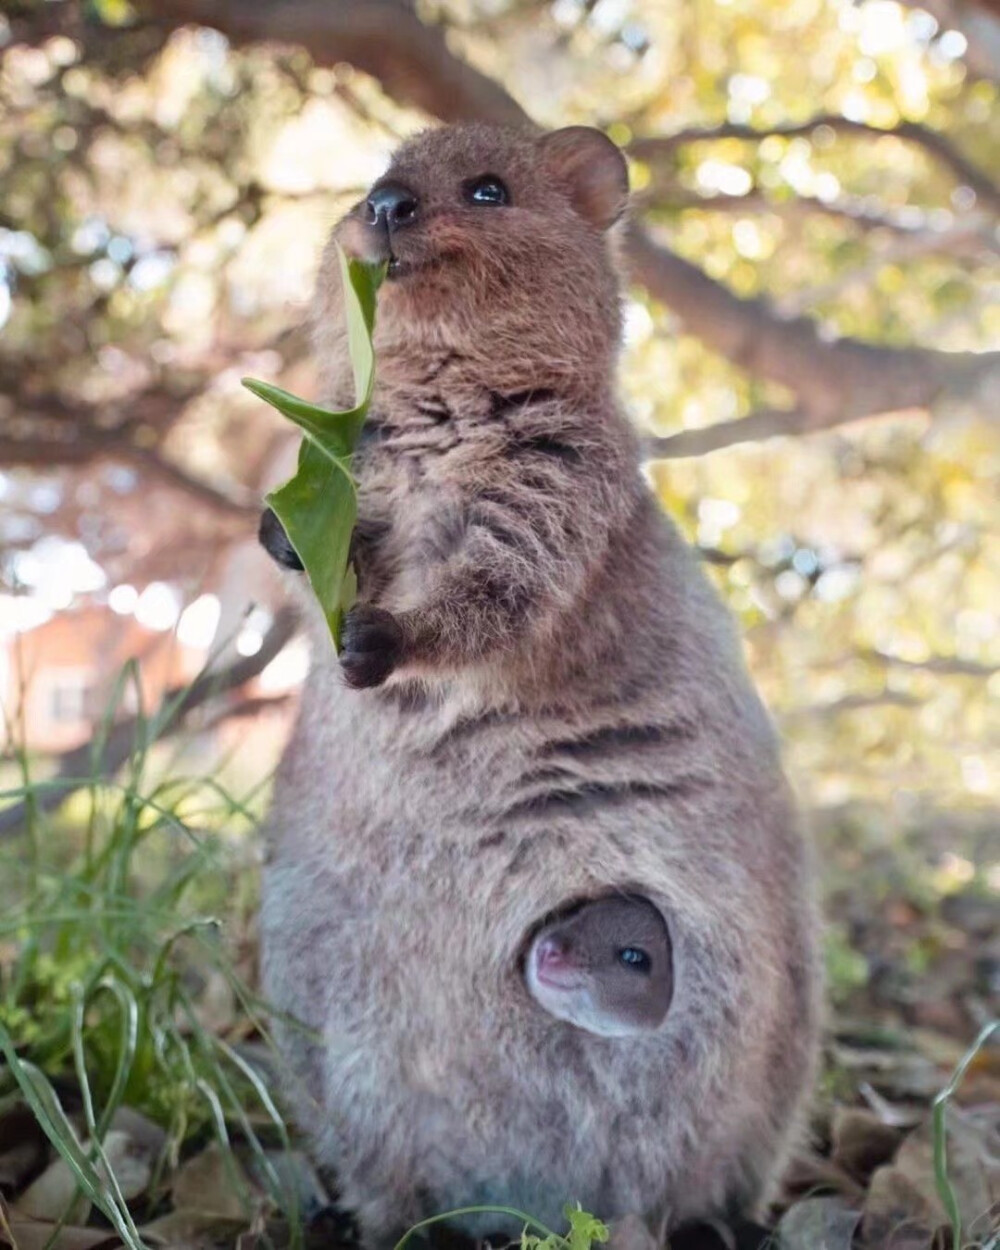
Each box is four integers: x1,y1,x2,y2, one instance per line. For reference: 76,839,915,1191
0,661,299,1248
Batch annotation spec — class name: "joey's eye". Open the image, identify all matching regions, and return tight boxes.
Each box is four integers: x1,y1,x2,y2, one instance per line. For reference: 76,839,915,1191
618,947,651,972
465,175,509,206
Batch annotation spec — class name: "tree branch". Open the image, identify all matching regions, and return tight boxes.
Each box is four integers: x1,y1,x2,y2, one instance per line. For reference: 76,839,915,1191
772,213,994,317
638,186,960,235
780,691,923,722
626,223,1000,443
863,648,1000,677
0,386,259,519
134,0,532,127
646,408,815,458
629,115,1000,215
0,431,257,519
123,445,259,516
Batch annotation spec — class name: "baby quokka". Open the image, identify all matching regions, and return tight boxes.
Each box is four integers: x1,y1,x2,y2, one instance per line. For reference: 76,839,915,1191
259,123,820,1247
525,895,674,1039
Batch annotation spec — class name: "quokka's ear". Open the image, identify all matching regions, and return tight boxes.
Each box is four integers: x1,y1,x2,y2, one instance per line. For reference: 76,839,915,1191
539,126,629,230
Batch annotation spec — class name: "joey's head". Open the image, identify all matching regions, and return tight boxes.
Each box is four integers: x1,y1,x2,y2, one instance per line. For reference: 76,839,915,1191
524,895,673,1038
316,124,630,393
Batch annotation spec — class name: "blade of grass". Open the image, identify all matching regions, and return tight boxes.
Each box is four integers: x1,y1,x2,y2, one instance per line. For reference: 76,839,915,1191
0,1028,146,1249
393,1208,563,1250
69,985,146,1248
162,1012,254,1216
195,1074,254,1215
84,662,142,874
0,1198,18,1250
150,919,221,988
179,1004,300,1246
90,979,140,1140
0,903,209,936
209,1035,303,1249
932,1018,999,1250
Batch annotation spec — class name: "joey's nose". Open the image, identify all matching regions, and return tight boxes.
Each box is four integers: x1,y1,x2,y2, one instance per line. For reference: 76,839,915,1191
533,938,583,990
536,939,574,975
365,183,418,230
536,939,565,970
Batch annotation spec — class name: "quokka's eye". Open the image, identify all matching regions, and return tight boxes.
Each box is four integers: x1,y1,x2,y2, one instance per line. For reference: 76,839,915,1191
618,947,651,972
464,176,510,206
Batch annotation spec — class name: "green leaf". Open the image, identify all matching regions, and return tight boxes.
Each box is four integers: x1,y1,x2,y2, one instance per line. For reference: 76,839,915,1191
266,440,358,645
563,1204,609,1250
340,245,379,408
240,378,365,464
241,245,386,648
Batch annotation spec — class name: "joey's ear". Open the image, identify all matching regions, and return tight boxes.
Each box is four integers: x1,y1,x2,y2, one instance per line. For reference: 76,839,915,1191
539,127,629,230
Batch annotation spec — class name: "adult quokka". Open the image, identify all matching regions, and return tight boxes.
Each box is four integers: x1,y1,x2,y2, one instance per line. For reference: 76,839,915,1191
259,123,821,1248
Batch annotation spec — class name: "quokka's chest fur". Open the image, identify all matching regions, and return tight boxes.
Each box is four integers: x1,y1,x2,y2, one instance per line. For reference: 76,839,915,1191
352,362,605,600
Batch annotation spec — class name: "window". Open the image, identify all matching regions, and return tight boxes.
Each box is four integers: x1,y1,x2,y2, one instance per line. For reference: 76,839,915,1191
46,670,90,724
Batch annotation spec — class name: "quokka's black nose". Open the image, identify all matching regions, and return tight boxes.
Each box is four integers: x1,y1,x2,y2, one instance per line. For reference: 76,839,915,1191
364,182,419,230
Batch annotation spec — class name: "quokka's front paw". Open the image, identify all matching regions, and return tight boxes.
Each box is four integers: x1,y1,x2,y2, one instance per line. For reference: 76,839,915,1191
258,507,304,571
340,605,405,689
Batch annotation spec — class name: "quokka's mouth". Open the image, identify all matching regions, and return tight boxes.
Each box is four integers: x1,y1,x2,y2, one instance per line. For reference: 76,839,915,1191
535,967,586,992
386,254,443,281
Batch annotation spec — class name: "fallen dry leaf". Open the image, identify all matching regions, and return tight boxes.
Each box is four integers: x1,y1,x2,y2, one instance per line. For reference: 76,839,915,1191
141,1209,249,1249
102,1128,155,1202
170,1142,254,1222
14,1153,91,1226
896,1104,999,1228
1,1215,124,1250
860,1164,936,1249
863,1102,1000,1245
2,1191,124,1250
13,1127,155,1225
108,1107,167,1163
780,1148,867,1205
831,1107,905,1182
777,1195,861,1249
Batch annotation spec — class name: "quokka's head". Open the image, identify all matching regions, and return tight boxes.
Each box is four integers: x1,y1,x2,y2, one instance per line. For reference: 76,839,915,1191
315,124,631,388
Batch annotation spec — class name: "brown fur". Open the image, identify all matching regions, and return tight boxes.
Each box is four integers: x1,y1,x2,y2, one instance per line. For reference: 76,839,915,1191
259,124,821,1247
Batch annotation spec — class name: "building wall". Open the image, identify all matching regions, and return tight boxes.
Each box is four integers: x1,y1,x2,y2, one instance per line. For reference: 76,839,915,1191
1,608,207,753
